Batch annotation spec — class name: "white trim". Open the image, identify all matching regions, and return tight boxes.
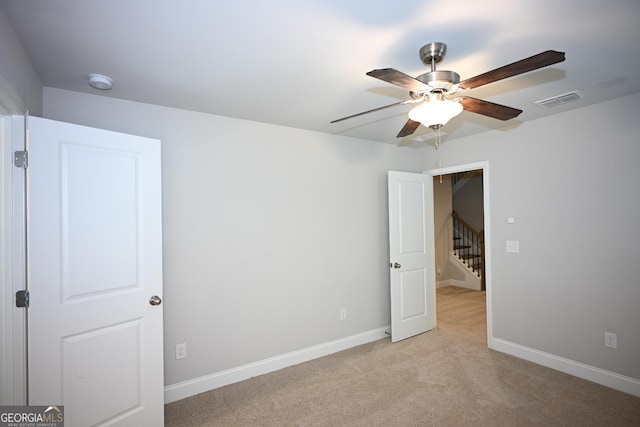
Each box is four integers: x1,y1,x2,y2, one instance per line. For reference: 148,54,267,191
426,161,492,346
164,327,389,403
427,161,488,177
0,115,10,404
1,113,26,405
0,76,28,405
436,279,456,288
489,337,640,398
11,115,26,405
436,278,478,290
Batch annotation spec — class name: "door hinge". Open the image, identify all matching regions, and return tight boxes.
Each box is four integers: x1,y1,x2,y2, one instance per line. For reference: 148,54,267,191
14,150,28,168
16,290,29,308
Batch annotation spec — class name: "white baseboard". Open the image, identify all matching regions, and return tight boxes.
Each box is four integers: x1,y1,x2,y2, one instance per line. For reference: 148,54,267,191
165,329,640,404
489,337,640,398
164,326,390,404
436,279,455,288
436,278,480,291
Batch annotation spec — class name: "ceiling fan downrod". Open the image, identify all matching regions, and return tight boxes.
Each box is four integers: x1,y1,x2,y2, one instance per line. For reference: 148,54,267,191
415,43,460,94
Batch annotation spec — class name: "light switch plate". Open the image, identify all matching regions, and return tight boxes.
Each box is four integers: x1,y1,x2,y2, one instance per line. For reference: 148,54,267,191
506,240,520,253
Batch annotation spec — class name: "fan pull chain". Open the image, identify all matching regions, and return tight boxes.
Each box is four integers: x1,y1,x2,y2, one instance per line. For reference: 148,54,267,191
436,128,443,183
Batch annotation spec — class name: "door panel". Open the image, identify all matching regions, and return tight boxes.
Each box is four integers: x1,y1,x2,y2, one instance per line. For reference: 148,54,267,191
27,117,164,426
62,320,142,426
399,180,427,254
388,171,435,342
400,268,427,319
61,143,140,299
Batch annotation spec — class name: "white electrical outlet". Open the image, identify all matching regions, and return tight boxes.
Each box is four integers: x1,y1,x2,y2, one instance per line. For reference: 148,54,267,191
604,332,617,349
176,343,187,359
339,308,347,321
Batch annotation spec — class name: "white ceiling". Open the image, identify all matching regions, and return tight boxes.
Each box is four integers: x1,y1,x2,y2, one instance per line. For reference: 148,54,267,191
2,0,640,146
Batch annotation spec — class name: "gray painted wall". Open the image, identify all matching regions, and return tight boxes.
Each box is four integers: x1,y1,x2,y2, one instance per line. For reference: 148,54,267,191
432,93,640,380
433,175,453,282
453,173,483,232
42,87,429,385
43,88,640,388
0,6,42,115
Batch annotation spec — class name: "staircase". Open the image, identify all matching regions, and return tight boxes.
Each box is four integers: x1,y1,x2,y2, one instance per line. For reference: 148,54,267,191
452,211,485,290
452,170,481,193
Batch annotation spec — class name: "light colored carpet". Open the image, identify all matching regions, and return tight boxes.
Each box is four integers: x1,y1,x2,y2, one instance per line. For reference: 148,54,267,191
165,287,640,426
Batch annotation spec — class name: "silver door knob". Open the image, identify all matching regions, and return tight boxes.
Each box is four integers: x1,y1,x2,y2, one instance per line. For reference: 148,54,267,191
393,262,401,269
149,295,162,306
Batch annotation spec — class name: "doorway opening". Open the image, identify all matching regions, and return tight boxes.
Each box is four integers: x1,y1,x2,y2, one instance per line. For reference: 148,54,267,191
427,162,492,346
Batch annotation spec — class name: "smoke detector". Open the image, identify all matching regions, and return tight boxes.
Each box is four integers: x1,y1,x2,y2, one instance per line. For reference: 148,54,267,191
88,74,113,90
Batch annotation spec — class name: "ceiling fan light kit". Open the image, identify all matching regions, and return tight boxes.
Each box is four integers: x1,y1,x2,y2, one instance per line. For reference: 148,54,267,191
332,42,566,139
408,92,463,129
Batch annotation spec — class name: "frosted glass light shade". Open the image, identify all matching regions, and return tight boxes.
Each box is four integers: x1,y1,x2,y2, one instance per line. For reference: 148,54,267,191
408,99,463,128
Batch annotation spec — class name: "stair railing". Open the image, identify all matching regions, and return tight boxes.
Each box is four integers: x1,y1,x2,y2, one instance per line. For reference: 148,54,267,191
452,211,485,290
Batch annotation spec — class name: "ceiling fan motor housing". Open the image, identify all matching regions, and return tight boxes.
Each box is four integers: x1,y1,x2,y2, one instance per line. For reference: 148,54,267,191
416,70,460,93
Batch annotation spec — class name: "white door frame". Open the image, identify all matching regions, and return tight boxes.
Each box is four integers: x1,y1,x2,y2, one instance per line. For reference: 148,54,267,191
0,84,27,404
426,161,493,346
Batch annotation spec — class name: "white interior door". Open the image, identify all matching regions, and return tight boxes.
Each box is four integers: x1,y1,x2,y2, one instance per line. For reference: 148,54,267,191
27,117,164,426
388,171,436,342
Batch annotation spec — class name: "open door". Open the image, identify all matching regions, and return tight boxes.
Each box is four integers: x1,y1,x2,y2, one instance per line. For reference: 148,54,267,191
388,171,436,342
26,117,164,426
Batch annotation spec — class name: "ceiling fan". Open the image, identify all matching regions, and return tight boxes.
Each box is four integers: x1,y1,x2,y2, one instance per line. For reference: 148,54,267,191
331,42,566,138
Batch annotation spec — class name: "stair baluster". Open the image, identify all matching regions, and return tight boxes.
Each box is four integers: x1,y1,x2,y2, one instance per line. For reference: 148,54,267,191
452,211,485,290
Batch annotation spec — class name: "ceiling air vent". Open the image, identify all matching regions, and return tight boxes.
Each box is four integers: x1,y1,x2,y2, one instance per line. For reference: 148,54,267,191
534,90,585,108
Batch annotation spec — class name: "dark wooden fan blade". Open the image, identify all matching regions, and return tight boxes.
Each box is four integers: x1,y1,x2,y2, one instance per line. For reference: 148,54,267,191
459,50,566,90
396,119,421,138
459,97,522,121
330,100,410,124
367,68,431,92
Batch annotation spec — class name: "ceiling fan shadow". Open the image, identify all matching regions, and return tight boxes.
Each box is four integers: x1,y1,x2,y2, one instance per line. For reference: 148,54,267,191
457,110,524,132
366,87,408,100
468,68,567,98
330,110,407,136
